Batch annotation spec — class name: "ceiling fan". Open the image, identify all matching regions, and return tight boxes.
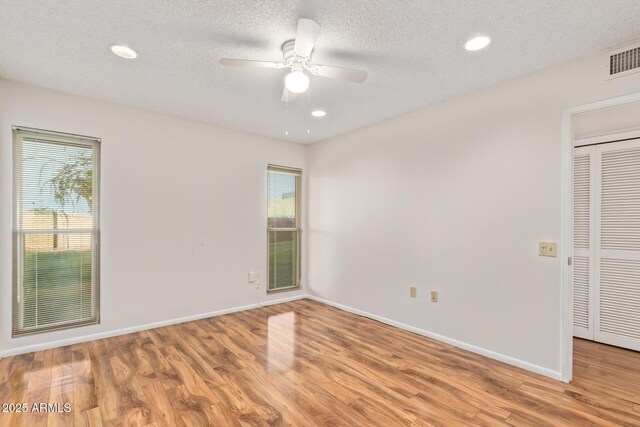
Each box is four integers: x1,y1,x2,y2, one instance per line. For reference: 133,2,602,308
219,18,368,102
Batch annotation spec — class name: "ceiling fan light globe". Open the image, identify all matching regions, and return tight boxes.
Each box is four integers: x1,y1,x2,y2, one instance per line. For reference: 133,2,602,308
285,71,309,93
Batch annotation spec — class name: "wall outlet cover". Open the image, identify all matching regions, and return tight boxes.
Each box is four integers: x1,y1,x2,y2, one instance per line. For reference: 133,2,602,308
538,242,557,257
410,287,417,298
430,291,438,303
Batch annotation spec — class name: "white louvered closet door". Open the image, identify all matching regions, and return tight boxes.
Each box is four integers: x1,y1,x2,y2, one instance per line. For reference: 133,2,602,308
594,139,640,351
573,146,595,339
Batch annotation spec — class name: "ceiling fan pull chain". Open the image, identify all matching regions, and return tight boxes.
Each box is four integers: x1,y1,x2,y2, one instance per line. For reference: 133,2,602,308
285,90,289,136
307,85,311,135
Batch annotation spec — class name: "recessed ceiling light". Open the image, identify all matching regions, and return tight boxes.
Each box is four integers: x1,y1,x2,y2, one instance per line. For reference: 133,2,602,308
311,110,326,118
464,36,491,51
110,44,138,59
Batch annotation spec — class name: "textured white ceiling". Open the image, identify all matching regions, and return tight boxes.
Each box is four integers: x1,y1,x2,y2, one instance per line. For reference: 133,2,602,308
1,1,640,143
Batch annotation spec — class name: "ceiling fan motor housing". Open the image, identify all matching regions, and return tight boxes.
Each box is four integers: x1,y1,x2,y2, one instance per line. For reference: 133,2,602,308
282,40,310,67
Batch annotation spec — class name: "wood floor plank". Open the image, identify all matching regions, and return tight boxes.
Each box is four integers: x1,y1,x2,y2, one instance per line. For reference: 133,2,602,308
5,350,54,427
141,381,184,427
1,299,640,426
348,397,413,427
210,369,269,426
160,346,220,409
47,346,74,427
71,343,98,426
264,371,348,426
87,339,123,423
202,402,243,427
76,406,102,427
470,410,511,427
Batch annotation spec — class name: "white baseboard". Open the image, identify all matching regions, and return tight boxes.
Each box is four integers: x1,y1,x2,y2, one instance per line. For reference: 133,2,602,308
306,295,563,381
0,294,307,358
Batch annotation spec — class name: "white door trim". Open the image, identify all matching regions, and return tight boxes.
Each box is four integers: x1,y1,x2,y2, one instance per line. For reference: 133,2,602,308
561,91,640,383
574,129,640,147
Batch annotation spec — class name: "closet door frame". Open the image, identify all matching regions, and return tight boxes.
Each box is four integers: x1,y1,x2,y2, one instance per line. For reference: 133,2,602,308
563,91,640,383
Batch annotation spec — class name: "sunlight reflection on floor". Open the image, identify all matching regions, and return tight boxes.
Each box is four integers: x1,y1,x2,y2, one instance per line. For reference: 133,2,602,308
267,311,296,372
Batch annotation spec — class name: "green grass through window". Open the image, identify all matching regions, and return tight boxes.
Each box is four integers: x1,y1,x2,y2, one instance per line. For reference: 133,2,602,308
22,249,93,328
269,233,298,290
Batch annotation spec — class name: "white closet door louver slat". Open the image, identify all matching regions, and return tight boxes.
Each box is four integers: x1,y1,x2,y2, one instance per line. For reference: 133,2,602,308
572,256,590,330
573,146,595,339
595,139,640,351
573,154,591,249
600,147,640,251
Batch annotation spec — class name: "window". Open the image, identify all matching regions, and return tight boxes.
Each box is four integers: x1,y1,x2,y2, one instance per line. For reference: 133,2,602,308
13,127,100,336
267,165,301,292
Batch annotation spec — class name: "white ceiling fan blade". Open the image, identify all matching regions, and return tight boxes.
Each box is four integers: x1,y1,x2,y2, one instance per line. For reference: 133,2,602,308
294,19,321,57
219,58,285,69
311,65,368,83
281,86,298,103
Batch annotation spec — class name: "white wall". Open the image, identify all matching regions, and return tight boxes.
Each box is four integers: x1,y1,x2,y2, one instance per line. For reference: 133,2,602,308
0,80,307,355
3,49,640,376
307,51,640,376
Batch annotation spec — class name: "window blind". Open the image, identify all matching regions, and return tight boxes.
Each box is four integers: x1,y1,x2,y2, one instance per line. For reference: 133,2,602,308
13,127,100,336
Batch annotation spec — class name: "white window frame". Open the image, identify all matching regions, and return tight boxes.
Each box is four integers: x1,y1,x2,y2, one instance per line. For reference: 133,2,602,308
12,126,101,336
267,165,301,293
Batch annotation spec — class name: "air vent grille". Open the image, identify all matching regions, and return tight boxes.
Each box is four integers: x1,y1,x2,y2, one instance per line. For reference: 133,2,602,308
609,46,640,76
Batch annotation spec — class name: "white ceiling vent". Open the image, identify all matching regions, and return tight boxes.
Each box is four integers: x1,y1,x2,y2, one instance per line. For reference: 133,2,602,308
607,42,640,79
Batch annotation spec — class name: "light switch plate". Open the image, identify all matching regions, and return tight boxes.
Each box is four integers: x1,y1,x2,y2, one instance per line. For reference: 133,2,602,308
538,242,557,257
430,291,438,303
248,271,256,283
409,287,416,298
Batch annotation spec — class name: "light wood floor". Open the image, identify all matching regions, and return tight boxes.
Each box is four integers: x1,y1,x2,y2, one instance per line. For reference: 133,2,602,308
1,299,639,426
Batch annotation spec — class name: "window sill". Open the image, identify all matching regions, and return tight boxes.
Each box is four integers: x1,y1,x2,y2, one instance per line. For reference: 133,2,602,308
267,285,300,295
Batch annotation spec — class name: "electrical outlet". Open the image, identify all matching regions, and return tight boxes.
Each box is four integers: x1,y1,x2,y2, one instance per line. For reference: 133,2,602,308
430,291,438,303
409,287,417,298
539,242,557,257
